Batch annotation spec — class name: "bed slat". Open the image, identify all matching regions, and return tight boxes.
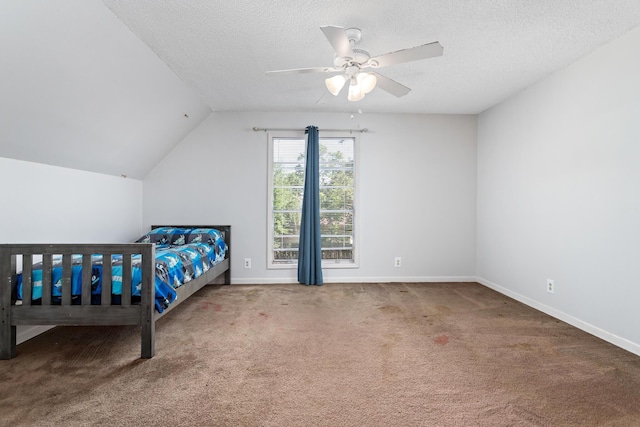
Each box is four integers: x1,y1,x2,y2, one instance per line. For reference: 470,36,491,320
102,254,112,305
41,254,52,306
61,255,72,306
22,254,33,306
81,255,92,306
122,254,132,306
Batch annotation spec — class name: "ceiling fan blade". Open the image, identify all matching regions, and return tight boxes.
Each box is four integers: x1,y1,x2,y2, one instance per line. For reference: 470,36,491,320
371,72,411,97
320,25,354,58
370,41,443,68
266,67,337,75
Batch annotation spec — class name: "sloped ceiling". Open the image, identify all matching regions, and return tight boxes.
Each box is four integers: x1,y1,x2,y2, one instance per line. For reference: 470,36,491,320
0,1,211,179
2,1,640,178
104,0,640,114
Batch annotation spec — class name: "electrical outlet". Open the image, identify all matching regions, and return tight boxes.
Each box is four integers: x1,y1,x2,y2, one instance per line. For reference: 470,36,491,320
244,258,252,269
394,257,402,268
547,279,554,294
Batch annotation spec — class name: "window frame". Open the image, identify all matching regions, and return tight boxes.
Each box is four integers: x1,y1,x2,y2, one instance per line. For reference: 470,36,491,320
267,131,360,270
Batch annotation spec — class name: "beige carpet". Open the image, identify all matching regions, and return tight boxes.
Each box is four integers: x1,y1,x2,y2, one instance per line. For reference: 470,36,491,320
1,282,639,426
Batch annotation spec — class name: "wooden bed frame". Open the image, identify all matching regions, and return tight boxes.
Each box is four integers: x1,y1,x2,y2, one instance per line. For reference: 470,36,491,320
0,225,230,360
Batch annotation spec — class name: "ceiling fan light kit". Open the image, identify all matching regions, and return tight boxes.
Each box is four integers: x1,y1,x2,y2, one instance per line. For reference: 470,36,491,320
325,74,348,95
357,72,377,94
267,26,443,102
325,71,376,99
348,78,365,101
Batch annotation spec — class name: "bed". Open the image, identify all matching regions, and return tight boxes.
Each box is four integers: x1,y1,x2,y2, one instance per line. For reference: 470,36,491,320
0,225,230,359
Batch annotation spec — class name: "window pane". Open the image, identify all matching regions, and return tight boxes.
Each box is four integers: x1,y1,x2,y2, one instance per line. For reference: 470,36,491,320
273,164,305,186
320,168,353,187
320,138,354,164
321,235,352,249
273,231,300,263
273,211,301,245
274,187,304,211
319,211,353,235
321,248,353,260
283,237,300,249
274,249,299,262
319,187,354,210
273,139,305,163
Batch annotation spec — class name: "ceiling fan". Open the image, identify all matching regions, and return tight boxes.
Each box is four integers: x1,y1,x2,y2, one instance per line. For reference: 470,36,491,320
266,26,444,102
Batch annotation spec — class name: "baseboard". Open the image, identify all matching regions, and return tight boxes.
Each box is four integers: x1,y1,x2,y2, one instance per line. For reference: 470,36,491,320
476,276,640,357
17,325,56,345
231,276,478,285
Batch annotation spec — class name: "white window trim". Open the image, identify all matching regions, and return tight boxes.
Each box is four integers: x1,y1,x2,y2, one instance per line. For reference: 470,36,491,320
267,131,360,270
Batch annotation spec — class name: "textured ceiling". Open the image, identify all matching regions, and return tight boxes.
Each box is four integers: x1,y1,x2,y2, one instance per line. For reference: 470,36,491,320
104,0,640,114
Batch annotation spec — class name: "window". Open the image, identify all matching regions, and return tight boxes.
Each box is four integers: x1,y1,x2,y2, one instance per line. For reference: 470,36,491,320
268,132,358,269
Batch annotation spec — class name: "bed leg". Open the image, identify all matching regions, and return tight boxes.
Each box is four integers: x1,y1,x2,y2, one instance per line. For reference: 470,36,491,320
140,244,155,359
141,319,155,359
0,323,16,360
1,250,17,359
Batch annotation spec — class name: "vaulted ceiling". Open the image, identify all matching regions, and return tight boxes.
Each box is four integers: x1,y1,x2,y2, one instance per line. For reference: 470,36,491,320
2,1,640,178
0,1,211,179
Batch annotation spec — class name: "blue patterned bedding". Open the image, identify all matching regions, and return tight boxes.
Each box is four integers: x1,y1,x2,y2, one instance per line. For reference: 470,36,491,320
14,228,227,313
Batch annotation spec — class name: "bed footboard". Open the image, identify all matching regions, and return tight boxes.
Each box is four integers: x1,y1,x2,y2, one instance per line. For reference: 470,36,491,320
0,244,156,360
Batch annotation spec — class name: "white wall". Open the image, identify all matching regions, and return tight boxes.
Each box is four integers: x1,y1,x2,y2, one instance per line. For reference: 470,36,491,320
0,156,143,343
0,157,143,243
143,112,477,283
477,27,640,354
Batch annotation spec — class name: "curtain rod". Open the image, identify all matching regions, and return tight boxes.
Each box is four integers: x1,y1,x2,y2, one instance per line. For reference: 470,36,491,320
252,127,368,133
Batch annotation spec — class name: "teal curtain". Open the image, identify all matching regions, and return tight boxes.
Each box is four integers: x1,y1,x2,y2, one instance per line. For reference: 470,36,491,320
298,126,323,285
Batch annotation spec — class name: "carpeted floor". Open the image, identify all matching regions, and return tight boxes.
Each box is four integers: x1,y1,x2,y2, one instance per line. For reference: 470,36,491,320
1,282,639,426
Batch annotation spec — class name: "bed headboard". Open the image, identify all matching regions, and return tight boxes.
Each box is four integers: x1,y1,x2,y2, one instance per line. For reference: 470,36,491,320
151,225,230,232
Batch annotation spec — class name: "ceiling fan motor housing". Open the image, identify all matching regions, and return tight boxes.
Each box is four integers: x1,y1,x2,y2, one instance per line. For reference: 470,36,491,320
334,48,371,69
352,48,371,63
345,28,362,45
333,28,371,69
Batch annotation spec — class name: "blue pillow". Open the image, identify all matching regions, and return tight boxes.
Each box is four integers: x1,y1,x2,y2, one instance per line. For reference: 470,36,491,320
135,227,192,246
187,228,227,260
